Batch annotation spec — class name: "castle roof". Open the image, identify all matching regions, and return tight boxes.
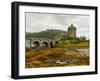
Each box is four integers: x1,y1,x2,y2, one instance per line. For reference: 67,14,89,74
68,24,76,30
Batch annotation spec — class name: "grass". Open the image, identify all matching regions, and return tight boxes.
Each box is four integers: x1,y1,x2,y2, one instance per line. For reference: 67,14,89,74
58,43,89,49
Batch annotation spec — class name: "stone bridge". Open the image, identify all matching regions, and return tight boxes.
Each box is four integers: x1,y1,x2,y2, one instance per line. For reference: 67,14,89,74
26,38,57,48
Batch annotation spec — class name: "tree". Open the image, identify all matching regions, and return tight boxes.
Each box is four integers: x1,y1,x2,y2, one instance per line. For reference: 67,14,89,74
80,36,86,41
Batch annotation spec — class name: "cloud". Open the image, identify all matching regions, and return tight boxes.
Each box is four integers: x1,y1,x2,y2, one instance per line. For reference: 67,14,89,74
26,12,90,38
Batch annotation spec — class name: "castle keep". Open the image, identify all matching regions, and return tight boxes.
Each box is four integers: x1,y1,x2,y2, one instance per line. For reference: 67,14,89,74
67,24,76,39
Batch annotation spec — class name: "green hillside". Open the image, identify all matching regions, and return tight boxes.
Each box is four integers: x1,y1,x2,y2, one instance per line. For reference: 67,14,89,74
26,29,67,40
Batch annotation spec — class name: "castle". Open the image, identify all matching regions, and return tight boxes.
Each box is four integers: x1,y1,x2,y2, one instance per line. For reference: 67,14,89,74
54,24,77,41
67,24,76,39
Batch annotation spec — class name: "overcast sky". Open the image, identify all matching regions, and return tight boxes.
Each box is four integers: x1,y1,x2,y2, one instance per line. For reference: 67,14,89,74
26,12,90,39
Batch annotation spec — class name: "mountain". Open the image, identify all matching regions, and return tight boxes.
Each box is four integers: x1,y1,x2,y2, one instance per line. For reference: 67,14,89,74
26,29,67,40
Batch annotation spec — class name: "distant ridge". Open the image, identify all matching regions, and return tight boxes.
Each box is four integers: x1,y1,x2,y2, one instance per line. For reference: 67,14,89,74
26,29,67,40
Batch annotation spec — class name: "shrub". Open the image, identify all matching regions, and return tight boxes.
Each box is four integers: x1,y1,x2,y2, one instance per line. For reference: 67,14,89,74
71,38,80,44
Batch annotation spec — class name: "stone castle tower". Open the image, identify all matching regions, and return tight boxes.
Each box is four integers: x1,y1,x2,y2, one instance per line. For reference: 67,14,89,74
67,24,76,39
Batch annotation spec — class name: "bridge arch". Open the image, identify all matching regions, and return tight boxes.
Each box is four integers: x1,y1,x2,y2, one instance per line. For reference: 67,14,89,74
42,42,49,47
32,41,40,48
50,42,53,48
